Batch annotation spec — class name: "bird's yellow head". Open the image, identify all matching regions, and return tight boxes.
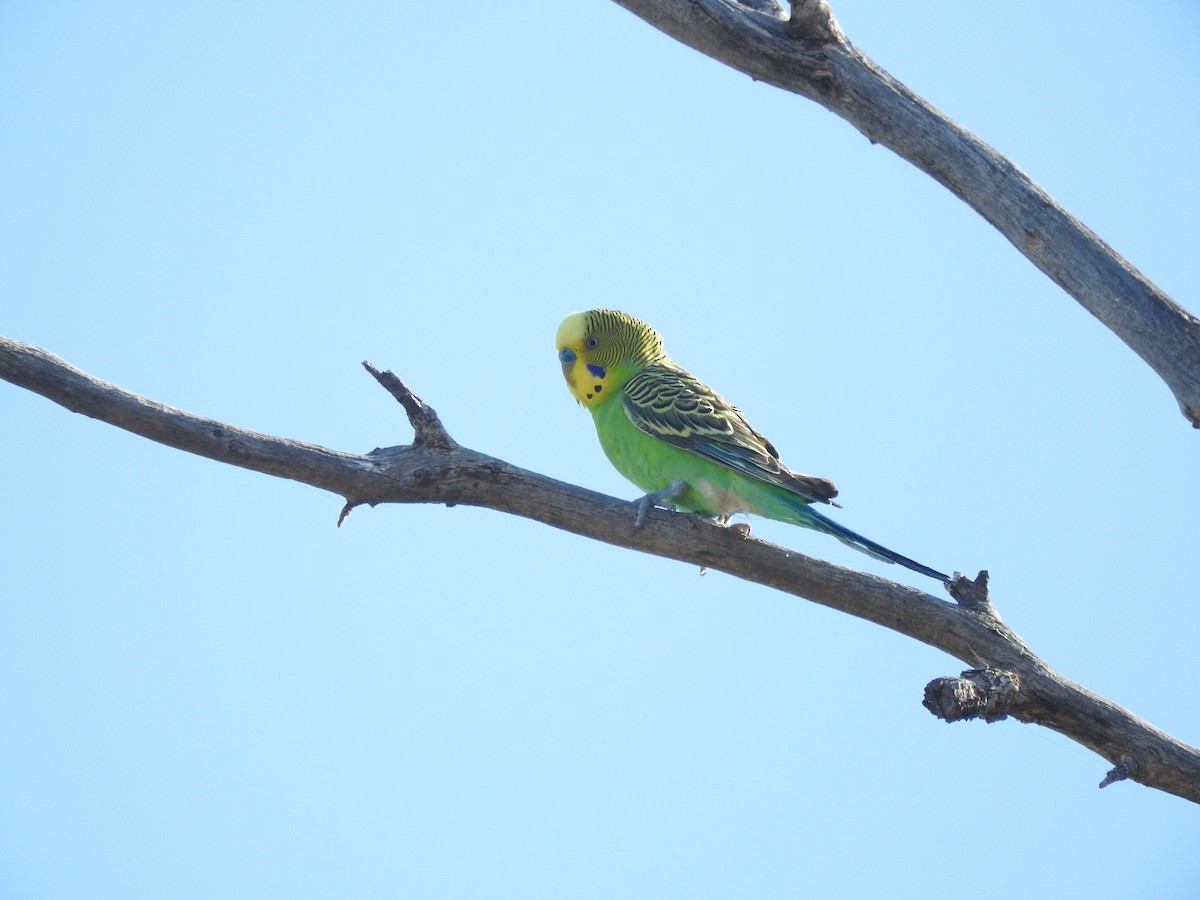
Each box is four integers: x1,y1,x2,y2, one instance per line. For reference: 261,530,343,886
556,309,668,408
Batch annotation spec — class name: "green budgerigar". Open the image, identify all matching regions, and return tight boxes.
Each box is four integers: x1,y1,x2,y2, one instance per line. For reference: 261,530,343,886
556,308,949,582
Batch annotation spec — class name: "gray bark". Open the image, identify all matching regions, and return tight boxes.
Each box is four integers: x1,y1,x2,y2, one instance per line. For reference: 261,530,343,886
3,334,1198,803
610,0,1200,427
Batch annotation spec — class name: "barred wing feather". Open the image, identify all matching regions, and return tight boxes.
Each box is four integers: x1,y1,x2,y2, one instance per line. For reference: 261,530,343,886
621,364,838,505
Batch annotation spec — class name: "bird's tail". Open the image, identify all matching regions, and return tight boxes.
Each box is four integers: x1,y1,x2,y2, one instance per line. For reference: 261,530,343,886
785,499,950,582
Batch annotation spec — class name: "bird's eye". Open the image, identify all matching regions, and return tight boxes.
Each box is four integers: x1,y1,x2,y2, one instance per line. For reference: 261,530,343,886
585,337,599,349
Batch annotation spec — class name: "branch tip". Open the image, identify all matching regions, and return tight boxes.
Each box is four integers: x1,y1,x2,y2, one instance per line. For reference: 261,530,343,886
362,361,458,450
948,570,992,611
1182,401,1200,429
785,0,845,43
1099,756,1139,789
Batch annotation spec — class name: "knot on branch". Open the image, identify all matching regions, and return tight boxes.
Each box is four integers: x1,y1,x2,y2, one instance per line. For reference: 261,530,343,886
363,362,458,450
923,668,1020,724
785,0,845,43
948,570,993,613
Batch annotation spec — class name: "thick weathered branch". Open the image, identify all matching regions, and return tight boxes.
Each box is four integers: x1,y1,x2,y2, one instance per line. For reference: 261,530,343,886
609,0,1200,426
2,335,1198,802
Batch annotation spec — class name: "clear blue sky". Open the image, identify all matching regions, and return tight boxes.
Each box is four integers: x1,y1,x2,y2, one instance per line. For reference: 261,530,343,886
3,2,1198,897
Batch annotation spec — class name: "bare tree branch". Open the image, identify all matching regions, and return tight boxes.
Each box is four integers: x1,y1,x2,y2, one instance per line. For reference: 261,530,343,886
609,0,1200,427
3,334,1198,803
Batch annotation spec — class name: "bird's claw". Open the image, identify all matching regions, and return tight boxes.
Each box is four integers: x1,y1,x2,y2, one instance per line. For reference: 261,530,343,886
633,481,689,528
715,514,751,537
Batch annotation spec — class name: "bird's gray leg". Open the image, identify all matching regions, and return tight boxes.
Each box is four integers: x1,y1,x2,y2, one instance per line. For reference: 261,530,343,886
634,480,689,528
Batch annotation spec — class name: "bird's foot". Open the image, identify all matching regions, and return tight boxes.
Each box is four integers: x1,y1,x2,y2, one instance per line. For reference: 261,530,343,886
715,514,752,537
634,480,689,528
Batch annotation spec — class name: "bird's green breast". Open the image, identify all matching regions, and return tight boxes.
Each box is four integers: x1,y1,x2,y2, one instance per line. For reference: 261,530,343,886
590,394,755,518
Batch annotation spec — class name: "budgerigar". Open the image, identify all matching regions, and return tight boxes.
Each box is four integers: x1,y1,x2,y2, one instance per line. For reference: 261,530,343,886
556,308,949,582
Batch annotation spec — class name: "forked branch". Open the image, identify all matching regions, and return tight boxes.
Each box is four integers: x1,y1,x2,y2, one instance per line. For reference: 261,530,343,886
2,334,1197,802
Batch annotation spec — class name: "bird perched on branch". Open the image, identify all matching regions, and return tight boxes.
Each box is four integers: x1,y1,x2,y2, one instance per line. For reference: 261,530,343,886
555,308,949,582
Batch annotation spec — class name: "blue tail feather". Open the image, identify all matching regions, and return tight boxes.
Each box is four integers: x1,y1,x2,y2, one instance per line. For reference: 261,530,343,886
786,501,949,582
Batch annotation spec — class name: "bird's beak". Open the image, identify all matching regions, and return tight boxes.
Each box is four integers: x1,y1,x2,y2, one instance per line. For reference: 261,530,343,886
558,347,577,386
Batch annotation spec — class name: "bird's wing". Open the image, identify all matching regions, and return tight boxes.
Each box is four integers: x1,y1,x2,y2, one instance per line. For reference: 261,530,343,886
622,364,838,504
